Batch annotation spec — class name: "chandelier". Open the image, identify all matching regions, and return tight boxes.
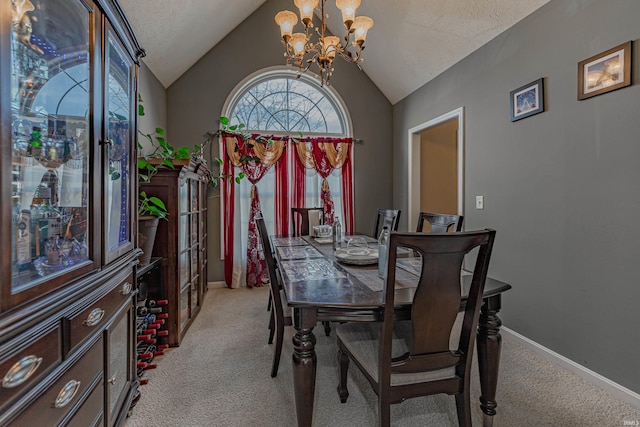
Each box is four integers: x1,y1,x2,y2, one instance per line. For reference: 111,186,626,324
275,0,374,86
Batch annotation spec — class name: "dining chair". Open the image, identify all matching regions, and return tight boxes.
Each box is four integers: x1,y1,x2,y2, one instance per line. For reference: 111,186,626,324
372,208,401,238
255,213,292,377
291,207,324,236
335,229,496,426
416,212,464,233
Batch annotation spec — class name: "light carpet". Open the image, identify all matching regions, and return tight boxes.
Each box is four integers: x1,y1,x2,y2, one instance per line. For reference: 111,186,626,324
125,286,640,426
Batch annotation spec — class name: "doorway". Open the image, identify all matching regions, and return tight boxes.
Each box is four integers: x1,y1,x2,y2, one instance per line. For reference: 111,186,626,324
407,107,464,231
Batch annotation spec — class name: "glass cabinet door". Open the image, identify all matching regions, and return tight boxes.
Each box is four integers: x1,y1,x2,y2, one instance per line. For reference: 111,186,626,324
104,27,135,263
8,0,92,300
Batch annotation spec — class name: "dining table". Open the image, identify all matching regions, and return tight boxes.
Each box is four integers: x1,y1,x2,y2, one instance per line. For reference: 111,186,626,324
271,234,512,427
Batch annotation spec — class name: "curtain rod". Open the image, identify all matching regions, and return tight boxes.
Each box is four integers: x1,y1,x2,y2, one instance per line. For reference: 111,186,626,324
220,131,364,144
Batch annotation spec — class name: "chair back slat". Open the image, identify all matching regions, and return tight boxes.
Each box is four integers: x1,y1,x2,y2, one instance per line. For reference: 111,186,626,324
383,230,495,374
291,207,324,236
373,208,401,238
255,213,284,323
416,212,464,233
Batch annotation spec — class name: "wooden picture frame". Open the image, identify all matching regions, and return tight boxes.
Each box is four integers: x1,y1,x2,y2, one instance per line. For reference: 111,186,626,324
510,78,544,122
578,41,632,100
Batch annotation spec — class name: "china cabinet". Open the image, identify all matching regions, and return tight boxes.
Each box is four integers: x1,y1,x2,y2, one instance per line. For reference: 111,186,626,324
139,158,210,346
0,0,144,425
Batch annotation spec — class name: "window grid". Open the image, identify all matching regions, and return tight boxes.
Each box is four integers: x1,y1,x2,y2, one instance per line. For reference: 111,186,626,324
231,76,344,135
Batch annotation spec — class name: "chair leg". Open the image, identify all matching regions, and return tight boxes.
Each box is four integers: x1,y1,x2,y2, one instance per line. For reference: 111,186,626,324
378,398,391,427
267,309,275,344
336,346,350,403
323,321,331,336
454,388,472,427
267,294,272,311
271,322,285,378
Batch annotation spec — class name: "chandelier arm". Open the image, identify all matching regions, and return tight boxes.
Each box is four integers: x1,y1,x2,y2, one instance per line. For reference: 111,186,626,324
276,0,371,86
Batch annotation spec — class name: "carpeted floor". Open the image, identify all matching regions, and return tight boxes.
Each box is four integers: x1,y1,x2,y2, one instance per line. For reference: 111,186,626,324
126,286,640,426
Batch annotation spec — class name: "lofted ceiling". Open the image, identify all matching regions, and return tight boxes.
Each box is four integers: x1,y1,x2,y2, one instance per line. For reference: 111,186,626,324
119,0,549,105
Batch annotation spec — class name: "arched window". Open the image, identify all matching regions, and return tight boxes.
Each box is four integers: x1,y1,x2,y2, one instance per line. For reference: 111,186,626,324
224,66,351,136
221,67,354,288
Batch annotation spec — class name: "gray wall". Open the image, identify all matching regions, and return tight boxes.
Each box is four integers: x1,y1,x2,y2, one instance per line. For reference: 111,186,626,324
393,0,640,393
165,0,393,282
138,61,167,156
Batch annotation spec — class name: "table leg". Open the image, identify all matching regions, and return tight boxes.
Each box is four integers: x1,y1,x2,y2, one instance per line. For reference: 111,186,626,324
477,294,503,427
292,307,318,427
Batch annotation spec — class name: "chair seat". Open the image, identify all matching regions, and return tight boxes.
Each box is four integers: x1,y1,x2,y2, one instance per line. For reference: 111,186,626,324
336,321,456,386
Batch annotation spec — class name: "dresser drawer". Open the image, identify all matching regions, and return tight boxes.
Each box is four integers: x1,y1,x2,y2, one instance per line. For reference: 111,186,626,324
67,275,134,352
9,338,103,427
65,379,104,427
0,325,61,412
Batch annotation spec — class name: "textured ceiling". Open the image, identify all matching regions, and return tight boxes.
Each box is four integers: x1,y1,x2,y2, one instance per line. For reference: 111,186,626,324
119,0,549,104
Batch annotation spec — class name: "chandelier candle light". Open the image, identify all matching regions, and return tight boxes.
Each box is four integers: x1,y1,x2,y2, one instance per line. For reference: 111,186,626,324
275,0,373,86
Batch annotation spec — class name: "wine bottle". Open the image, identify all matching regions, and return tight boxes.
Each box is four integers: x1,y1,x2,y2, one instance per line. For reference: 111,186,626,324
45,235,61,266
332,216,342,250
29,127,43,158
377,226,389,279
16,210,32,271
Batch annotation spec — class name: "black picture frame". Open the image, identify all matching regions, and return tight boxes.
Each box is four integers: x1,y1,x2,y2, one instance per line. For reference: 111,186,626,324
510,78,544,122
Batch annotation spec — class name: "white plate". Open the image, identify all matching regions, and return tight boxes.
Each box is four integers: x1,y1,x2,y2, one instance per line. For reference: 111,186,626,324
314,237,333,244
346,248,370,256
334,248,379,265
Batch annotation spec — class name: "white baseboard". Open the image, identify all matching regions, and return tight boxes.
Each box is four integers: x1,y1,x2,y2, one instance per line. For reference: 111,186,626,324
502,326,640,410
207,281,227,288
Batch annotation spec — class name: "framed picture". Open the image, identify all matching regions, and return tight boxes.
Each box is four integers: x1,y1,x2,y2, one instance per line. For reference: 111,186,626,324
510,78,544,122
578,41,631,100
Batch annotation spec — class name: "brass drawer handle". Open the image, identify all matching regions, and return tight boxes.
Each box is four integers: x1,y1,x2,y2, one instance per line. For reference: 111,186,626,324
83,308,105,327
2,355,43,388
54,380,80,408
108,375,117,385
120,282,132,295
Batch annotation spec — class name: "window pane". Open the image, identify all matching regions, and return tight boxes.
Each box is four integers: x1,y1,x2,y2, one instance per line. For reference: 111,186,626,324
231,75,344,134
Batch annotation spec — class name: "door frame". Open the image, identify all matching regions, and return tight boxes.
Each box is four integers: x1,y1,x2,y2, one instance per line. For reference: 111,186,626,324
407,107,464,231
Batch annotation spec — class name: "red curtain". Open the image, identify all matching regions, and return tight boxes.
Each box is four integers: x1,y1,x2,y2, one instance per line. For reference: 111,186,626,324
275,139,290,235
222,148,235,287
310,142,336,224
222,134,286,288
292,148,307,236
341,143,354,234
292,137,353,229
222,134,353,288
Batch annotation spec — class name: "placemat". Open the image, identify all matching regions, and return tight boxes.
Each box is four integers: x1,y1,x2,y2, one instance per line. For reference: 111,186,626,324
276,245,323,260
279,259,347,282
271,236,308,247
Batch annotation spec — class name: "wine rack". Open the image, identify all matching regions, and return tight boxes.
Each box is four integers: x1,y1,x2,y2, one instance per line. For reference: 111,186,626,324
135,258,167,386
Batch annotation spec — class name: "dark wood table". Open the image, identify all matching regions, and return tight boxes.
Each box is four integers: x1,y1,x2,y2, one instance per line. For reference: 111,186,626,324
272,235,511,427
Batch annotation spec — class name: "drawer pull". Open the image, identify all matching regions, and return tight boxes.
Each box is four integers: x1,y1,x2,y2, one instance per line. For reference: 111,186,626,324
54,380,81,408
108,375,117,385
120,282,132,295
2,355,43,388
83,308,105,327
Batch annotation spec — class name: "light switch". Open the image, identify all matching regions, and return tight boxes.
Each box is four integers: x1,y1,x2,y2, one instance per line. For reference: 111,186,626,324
475,196,484,210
